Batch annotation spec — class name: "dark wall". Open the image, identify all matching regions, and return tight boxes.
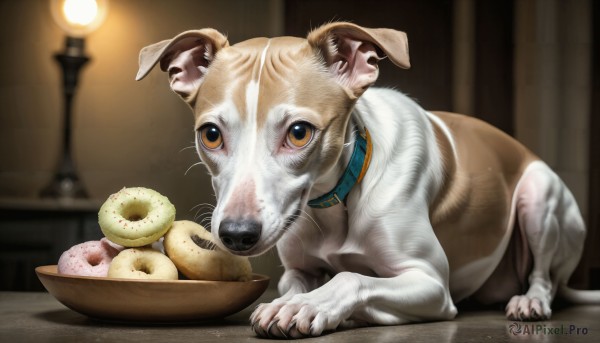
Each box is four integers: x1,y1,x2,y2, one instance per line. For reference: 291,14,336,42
284,0,515,135
285,0,453,111
587,0,600,288
474,1,514,135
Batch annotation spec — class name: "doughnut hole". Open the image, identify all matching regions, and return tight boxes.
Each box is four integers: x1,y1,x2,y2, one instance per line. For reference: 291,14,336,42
133,258,152,275
86,254,103,267
120,201,150,222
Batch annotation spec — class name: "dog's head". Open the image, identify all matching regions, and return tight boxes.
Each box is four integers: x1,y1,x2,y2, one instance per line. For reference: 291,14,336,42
136,22,409,256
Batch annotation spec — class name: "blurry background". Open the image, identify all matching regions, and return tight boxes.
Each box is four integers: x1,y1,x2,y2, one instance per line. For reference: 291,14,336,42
0,0,598,292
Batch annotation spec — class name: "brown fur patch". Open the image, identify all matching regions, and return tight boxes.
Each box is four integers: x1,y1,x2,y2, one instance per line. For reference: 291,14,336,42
429,112,539,270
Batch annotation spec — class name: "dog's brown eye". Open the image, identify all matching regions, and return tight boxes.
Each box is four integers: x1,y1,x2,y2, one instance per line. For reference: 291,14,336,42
199,124,223,150
287,122,314,148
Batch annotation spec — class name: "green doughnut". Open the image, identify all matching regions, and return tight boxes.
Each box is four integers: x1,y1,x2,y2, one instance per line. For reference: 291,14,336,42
99,187,176,247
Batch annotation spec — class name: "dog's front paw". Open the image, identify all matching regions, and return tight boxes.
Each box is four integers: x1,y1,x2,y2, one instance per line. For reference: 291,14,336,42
250,294,340,339
505,295,551,321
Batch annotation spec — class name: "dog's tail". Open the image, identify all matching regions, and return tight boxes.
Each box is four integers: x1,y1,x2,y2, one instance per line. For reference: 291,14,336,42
558,285,600,304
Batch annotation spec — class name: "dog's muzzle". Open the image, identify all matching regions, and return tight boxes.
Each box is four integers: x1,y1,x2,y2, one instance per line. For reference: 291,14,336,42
218,219,262,252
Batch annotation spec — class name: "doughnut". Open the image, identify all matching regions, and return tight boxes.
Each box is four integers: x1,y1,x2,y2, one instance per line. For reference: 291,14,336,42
100,237,125,251
57,239,123,277
107,248,178,280
98,187,176,247
164,220,252,281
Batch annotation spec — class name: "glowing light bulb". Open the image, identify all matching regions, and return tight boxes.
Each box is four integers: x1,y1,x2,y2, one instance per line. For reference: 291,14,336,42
51,0,108,37
63,0,98,26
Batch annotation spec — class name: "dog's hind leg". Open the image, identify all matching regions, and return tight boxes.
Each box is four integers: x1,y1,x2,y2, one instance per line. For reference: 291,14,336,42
505,161,586,321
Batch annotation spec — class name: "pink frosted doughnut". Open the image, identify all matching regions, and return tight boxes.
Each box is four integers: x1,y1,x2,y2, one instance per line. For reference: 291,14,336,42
57,239,123,277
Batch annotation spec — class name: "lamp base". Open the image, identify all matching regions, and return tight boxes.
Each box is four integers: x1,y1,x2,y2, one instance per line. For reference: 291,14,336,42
40,174,88,199
40,36,90,200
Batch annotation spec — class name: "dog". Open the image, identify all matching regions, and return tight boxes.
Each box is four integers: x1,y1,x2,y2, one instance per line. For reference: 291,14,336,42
136,22,599,338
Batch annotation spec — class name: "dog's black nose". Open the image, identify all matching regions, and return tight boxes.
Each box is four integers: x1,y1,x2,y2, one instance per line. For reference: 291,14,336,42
218,219,261,252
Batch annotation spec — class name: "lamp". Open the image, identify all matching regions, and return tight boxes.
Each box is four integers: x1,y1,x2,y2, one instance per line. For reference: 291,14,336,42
41,0,108,199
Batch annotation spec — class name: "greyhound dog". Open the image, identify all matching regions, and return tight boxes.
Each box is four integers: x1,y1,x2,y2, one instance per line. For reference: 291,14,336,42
136,22,598,338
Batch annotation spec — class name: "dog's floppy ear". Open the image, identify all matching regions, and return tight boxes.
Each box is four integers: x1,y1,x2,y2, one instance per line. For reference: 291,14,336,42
136,29,229,102
307,22,410,98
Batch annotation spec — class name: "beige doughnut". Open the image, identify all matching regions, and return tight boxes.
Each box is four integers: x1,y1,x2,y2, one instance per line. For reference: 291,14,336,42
98,187,176,247
108,248,178,280
164,220,252,281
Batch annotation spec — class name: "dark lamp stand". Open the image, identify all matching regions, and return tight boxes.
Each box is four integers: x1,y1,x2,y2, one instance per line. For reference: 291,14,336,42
40,36,90,199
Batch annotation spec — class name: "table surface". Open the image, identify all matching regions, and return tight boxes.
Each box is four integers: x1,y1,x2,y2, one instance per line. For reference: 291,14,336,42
1,290,599,342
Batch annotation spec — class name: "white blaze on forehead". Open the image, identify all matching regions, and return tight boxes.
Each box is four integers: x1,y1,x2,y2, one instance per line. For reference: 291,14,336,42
222,40,272,217
258,40,271,83
242,39,271,163
245,39,271,126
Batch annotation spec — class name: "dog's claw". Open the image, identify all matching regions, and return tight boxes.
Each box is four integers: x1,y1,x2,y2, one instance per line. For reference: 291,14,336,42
286,319,297,333
287,319,308,338
266,319,287,339
506,295,552,322
252,322,266,337
531,309,539,320
277,326,288,339
266,320,279,337
266,319,278,334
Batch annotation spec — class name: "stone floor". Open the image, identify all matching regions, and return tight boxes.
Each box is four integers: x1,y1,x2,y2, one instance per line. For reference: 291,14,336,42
1,290,599,342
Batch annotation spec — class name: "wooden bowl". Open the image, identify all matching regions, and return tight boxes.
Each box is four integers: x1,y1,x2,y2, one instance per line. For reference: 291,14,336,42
36,265,269,322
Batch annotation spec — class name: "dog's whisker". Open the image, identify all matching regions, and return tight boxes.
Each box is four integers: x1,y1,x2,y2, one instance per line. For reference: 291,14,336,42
195,208,214,217
196,217,212,232
274,223,309,266
190,203,216,228
184,161,205,176
278,209,327,262
298,209,325,239
190,202,216,210
190,202,216,211
199,217,213,227
179,144,197,153
278,225,304,247
197,212,213,221
198,214,212,222
191,203,215,217
194,211,213,223
277,212,312,253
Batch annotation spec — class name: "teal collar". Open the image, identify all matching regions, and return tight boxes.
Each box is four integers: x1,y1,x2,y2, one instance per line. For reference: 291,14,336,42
308,129,372,209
